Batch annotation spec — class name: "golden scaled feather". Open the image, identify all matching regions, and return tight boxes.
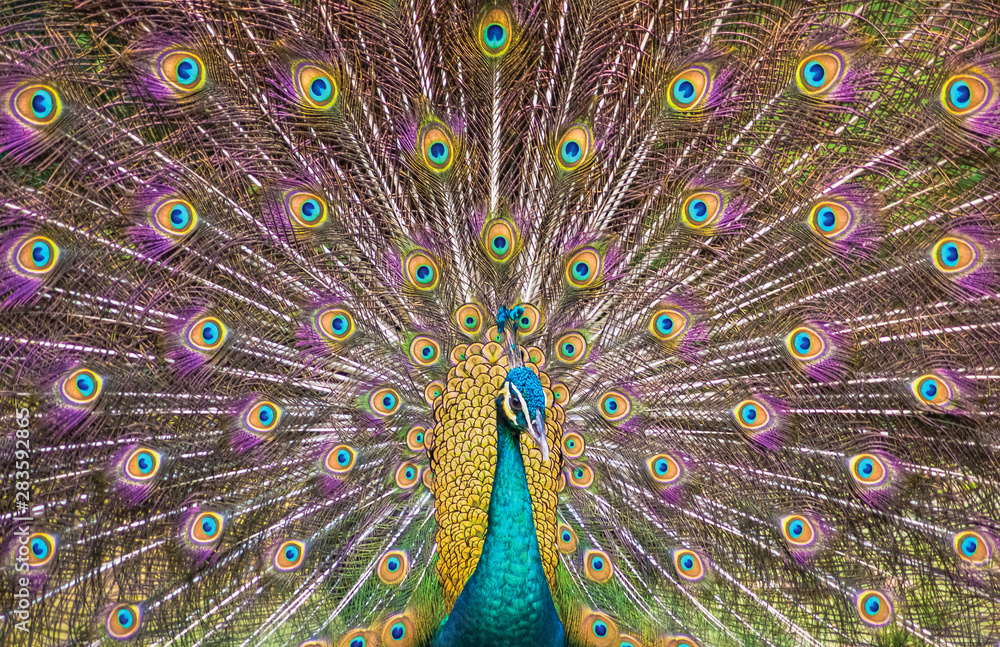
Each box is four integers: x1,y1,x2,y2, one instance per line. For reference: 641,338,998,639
1,0,1000,646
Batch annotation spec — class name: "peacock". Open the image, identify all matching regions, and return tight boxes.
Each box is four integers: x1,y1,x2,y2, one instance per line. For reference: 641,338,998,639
2,0,1000,644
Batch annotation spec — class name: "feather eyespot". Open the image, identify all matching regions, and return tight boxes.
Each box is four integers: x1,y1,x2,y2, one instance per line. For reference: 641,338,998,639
377,550,409,584
552,382,570,405
584,549,613,582
479,8,512,57
424,381,444,404
734,399,771,431
556,124,592,171
668,67,710,111
158,51,206,95
187,316,228,353
786,326,827,362
568,463,594,488
796,51,844,95
395,462,420,489
455,303,484,335
514,303,542,335
483,219,518,262
12,84,63,126
299,640,330,647
911,373,955,408
555,332,587,363
370,387,401,416
932,236,980,274
562,431,584,458
582,612,617,646
124,448,161,482
285,191,328,228
27,533,56,568
619,636,643,647
316,308,355,342
381,613,415,646
781,515,817,547
808,200,855,240
419,123,454,172
189,511,224,545
664,635,700,647
274,540,306,571
681,191,723,229
325,444,356,475
849,453,888,487
647,453,682,485
598,391,631,422
650,307,690,341
295,63,338,109
953,530,992,565
673,549,706,582
406,426,426,451
106,603,142,639
565,248,602,288
942,72,991,115
14,235,60,276
152,198,197,237
243,400,282,434
339,631,376,647
557,523,577,552
855,590,893,627
408,336,441,366
404,251,440,290
61,368,102,406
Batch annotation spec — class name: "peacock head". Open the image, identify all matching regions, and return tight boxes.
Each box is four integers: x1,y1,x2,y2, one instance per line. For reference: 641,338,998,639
499,366,549,464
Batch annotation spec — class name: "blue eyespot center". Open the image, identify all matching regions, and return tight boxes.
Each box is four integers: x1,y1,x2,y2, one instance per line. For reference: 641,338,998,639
465,316,476,327
391,623,405,640
656,314,674,335
865,596,880,615
604,398,618,413
331,315,346,332
673,79,696,103
593,621,608,637
655,459,668,475
520,316,530,328
940,242,960,267
137,452,153,474
795,332,811,353
561,140,582,164
351,639,365,647
562,531,571,541
387,557,399,571
309,76,332,102
950,80,971,109
405,467,415,480
118,610,133,628
76,374,95,396
805,61,825,87
962,536,978,556
789,520,804,538
484,23,507,48
31,89,54,119
285,546,299,561
741,405,758,423
202,517,217,534
681,555,694,570
202,322,218,343
574,468,584,479
592,556,604,570
176,57,199,86
416,433,423,442
31,538,48,558
382,394,395,408
492,235,508,252
170,204,190,229
816,207,836,232
920,379,938,399
858,458,874,477
258,405,274,425
300,199,321,222
429,141,448,164
688,198,708,222
422,346,433,358
31,241,51,267
338,450,350,466
416,264,433,283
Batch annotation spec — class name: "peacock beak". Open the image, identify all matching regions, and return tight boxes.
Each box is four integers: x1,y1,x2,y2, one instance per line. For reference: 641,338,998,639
530,409,549,464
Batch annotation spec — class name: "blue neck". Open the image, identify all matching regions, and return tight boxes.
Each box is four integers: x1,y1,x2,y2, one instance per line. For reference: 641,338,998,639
433,417,564,647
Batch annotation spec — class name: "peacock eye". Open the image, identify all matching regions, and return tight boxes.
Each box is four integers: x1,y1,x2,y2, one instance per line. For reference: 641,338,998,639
681,191,723,229
27,533,56,567
408,336,441,366
781,514,817,547
124,448,162,482
478,8,513,57
953,530,992,565
190,511,224,544
274,540,306,571
796,51,844,95
673,549,706,581
849,453,888,486
380,614,414,645
12,83,63,126
555,125,592,171
941,73,991,115
316,307,355,342
14,235,60,276
285,191,328,228
647,453,682,485
244,400,282,433
370,386,402,416
158,50,207,94
153,198,198,236
419,123,454,172
295,63,338,109
911,373,956,409
378,550,409,584
584,549,613,582
786,326,827,362
855,590,893,626
61,368,103,405
668,66,710,111
105,604,142,639
808,200,854,240
404,251,440,290
187,316,228,352
565,248,602,288
932,236,980,274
